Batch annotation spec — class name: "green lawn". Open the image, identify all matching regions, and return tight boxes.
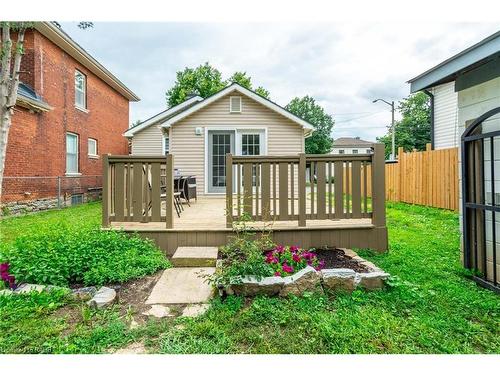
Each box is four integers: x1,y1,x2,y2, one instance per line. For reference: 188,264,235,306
0,202,499,354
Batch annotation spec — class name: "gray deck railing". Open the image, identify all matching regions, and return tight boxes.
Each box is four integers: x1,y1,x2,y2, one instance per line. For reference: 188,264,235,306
226,144,386,228
102,154,174,228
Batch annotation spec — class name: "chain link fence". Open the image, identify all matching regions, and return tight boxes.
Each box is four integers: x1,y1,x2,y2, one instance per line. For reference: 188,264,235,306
1,175,102,216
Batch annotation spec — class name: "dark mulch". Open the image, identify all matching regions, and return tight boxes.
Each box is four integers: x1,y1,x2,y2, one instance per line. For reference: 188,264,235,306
311,247,369,273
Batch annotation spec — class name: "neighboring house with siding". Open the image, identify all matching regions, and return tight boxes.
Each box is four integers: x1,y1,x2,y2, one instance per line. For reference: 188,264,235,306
124,83,314,195
1,22,139,213
331,137,373,154
408,29,500,292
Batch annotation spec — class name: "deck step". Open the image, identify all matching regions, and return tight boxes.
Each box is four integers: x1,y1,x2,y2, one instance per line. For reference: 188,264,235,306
171,246,218,267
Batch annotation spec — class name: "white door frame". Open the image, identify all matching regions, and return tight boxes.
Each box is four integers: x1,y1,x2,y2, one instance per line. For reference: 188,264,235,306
204,126,268,194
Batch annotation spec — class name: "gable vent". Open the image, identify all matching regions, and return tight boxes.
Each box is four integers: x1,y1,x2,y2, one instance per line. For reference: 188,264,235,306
229,96,242,113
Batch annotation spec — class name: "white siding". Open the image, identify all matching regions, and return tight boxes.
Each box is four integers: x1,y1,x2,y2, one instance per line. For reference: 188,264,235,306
430,82,459,149
131,125,163,155
457,76,500,268
170,91,305,195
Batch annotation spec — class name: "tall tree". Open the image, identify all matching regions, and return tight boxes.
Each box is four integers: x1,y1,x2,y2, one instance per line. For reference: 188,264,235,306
376,92,431,158
166,63,226,107
286,96,334,154
166,63,270,107
0,22,91,201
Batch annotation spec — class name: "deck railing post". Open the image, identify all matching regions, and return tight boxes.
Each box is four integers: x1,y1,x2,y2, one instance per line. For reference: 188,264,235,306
298,153,306,227
226,153,233,228
165,154,174,229
371,143,386,227
102,154,110,228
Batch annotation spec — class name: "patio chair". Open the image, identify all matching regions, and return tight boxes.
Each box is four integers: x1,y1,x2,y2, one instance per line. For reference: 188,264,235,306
143,165,182,218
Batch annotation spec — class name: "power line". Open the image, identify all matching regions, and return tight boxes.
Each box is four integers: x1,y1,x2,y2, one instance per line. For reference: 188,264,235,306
334,111,386,123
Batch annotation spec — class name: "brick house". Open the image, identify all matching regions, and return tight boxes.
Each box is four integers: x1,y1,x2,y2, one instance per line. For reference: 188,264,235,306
1,22,139,214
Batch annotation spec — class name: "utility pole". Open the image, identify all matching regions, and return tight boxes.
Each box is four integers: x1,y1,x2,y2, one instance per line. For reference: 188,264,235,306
373,98,396,160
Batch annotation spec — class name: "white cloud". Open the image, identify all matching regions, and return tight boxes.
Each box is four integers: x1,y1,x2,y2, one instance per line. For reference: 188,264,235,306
62,22,499,141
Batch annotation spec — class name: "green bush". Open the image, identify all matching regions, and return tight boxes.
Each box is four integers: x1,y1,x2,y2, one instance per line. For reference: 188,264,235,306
1,224,170,287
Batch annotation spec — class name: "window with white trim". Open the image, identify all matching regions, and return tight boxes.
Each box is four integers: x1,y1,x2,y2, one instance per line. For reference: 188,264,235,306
338,149,345,154
88,138,97,157
229,96,242,113
66,133,79,173
352,149,358,154
75,70,87,109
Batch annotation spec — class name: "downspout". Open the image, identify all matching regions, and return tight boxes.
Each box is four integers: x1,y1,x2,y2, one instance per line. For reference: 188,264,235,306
423,89,435,150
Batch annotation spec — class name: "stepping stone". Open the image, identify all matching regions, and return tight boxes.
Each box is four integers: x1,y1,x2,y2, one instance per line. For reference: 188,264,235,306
145,268,215,305
87,286,117,309
171,247,218,267
181,303,210,318
142,304,174,318
114,341,147,354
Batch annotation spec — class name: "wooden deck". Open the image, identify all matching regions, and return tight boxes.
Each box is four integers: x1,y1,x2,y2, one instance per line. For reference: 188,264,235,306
109,197,386,255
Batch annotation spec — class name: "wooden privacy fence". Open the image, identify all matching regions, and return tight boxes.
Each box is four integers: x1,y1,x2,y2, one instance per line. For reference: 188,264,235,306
226,143,386,228
359,145,459,211
102,155,174,227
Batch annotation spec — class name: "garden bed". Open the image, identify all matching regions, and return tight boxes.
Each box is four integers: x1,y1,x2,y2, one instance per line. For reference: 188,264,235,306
220,247,389,297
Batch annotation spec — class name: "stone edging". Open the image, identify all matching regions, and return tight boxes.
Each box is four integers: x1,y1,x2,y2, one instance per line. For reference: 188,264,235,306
222,248,390,297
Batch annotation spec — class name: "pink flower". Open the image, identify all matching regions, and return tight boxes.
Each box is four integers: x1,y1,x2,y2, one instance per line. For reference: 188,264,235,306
274,245,285,254
290,246,300,253
292,254,301,263
274,271,282,277
0,263,9,273
282,264,294,274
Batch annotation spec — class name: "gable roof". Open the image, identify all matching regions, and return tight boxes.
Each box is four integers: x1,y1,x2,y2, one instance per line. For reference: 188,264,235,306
159,83,315,135
408,30,500,92
35,22,140,102
123,95,203,137
332,137,373,147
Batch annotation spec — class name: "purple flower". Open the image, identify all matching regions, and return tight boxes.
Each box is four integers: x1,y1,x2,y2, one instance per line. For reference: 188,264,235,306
292,254,301,263
290,246,300,253
0,263,9,273
274,271,282,277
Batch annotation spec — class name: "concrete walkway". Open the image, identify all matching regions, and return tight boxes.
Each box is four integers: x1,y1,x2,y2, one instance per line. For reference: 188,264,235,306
145,246,218,305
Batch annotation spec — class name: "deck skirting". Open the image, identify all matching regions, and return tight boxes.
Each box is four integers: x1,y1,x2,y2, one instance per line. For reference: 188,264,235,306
111,224,388,256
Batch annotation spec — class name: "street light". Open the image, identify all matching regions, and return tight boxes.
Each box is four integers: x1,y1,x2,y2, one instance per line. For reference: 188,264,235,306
373,98,396,160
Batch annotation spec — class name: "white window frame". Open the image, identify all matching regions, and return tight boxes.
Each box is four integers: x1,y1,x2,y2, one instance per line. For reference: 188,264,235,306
229,96,242,113
88,138,98,158
66,132,80,175
352,149,358,154
338,149,345,154
75,70,87,110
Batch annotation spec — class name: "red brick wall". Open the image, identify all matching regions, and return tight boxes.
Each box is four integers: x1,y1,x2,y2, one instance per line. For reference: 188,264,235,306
2,29,130,203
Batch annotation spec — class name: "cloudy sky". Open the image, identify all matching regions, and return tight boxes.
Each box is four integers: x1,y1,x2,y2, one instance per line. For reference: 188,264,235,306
62,22,499,141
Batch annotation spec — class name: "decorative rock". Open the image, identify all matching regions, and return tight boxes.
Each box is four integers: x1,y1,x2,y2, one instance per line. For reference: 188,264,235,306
279,266,322,297
87,286,117,308
0,289,13,296
14,283,46,294
358,272,389,290
142,304,174,318
181,303,210,318
321,268,357,292
71,286,97,301
230,276,284,296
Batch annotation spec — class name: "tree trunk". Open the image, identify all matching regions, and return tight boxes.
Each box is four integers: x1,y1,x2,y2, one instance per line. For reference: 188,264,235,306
0,23,25,204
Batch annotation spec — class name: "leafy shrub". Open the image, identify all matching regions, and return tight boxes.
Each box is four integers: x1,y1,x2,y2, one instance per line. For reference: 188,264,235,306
0,224,170,286
264,245,323,276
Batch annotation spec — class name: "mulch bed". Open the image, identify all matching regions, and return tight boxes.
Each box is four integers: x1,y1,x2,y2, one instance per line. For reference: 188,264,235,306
311,247,369,273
